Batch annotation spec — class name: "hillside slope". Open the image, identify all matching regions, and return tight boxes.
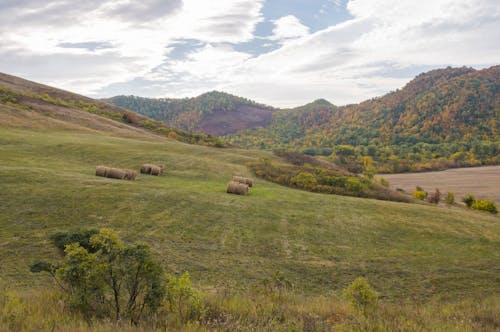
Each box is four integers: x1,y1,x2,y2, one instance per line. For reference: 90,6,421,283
107,91,274,135
1,127,499,302
0,72,225,147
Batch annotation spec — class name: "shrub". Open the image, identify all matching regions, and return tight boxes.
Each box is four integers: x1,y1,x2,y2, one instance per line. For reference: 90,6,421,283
462,194,476,207
342,277,378,316
165,272,205,323
445,192,455,205
427,189,441,204
413,188,427,200
122,111,140,124
471,200,498,214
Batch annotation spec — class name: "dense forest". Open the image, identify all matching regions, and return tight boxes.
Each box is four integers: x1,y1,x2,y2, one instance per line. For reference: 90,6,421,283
230,66,499,173
107,91,273,132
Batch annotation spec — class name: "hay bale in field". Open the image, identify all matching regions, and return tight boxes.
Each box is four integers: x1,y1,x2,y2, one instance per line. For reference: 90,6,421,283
140,164,153,174
124,169,138,180
233,176,253,187
106,167,126,179
227,181,249,195
150,165,162,176
95,166,108,177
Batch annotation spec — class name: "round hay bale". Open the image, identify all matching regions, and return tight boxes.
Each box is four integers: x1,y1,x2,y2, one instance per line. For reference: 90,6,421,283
95,166,108,177
233,176,253,187
140,164,153,174
150,165,162,176
106,167,126,179
124,169,137,180
227,181,249,195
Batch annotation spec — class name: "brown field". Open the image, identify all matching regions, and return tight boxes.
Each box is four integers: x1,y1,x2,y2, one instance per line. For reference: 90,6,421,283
378,166,500,205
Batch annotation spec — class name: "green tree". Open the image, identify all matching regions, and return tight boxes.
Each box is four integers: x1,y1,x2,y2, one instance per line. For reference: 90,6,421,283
31,228,165,324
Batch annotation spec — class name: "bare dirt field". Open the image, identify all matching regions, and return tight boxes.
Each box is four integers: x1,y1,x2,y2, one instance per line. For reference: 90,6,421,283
377,166,500,205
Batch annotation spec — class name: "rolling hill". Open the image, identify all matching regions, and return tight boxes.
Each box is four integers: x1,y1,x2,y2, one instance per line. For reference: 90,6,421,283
231,65,500,172
0,73,499,330
107,91,274,135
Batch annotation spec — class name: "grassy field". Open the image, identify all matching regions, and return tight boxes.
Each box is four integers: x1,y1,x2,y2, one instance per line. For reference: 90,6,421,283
378,166,500,205
1,126,499,306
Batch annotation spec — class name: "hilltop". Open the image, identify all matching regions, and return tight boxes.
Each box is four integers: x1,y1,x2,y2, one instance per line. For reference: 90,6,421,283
107,91,274,135
231,65,499,172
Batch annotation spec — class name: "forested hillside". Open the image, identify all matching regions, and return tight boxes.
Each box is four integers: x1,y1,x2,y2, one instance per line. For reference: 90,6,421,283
107,91,274,135
230,66,499,173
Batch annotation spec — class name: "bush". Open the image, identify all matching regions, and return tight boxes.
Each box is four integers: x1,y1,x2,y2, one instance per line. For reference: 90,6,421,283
445,192,455,205
413,188,427,200
164,272,205,323
342,277,378,316
427,189,441,204
462,194,476,207
122,111,140,124
471,200,498,214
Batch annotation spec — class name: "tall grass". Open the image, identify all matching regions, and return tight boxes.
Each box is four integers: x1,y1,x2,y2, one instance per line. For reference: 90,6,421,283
1,287,498,331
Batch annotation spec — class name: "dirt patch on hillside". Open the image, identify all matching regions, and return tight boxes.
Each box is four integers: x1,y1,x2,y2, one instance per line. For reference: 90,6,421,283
195,105,273,136
378,166,500,205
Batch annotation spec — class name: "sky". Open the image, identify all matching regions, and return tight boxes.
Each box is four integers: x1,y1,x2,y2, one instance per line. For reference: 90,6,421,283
0,0,499,107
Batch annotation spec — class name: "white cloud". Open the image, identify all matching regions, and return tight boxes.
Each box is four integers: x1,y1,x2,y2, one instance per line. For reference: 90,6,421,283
269,15,310,42
0,0,499,107
0,0,263,95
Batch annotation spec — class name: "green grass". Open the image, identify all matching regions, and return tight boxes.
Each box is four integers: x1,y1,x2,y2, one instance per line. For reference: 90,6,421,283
0,127,499,304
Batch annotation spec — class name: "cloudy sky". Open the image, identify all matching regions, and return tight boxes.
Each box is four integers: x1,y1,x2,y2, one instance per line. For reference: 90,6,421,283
1,0,499,107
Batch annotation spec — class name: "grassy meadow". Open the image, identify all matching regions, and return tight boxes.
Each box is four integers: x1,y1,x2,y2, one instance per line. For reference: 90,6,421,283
0,126,499,330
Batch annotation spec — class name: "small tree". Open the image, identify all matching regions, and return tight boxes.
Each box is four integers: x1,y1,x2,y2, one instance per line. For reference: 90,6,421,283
342,277,378,317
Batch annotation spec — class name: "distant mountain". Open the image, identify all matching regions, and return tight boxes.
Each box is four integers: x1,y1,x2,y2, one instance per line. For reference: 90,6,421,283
106,91,274,136
230,65,499,172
